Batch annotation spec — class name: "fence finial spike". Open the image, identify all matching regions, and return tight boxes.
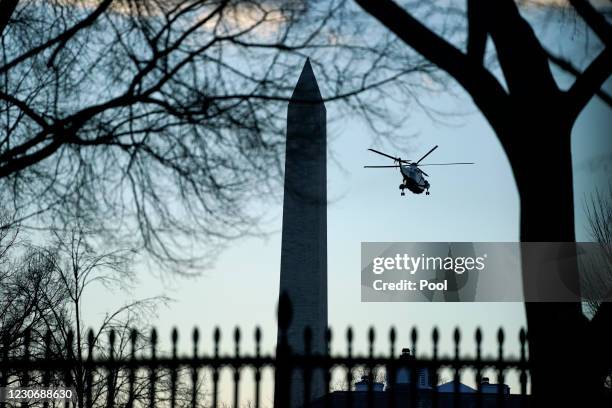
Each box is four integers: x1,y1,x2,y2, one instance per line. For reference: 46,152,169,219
475,327,483,359
234,327,241,357
151,328,158,345
411,326,418,344
475,327,482,343
171,327,178,357
44,330,52,357
497,327,505,344
192,327,199,344
255,326,262,357
192,327,199,357
432,327,439,343
346,327,354,357
130,328,138,347
389,327,396,357
214,327,221,357
109,329,116,347
497,327,505,360
87,328,94,344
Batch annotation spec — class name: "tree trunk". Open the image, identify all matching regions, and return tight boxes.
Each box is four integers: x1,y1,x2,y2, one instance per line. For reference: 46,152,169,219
0,0,19,36
514,122,602,404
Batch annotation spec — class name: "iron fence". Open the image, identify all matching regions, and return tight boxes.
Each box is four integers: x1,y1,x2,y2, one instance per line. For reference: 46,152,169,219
0,296,530,408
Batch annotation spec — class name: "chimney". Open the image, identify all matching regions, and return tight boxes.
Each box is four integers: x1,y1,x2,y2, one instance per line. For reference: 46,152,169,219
387,347,431,390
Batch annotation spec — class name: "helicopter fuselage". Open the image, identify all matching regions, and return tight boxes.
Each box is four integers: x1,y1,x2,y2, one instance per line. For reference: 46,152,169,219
400,164,430,194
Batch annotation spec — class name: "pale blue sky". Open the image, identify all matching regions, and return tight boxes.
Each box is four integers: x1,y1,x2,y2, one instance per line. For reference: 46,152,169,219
79,6,612,402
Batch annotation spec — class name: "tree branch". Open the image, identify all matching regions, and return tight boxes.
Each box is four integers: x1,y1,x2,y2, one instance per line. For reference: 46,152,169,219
0,0,18,36
47,0,114,67
545,48,612,108
0,89,49,129
567,46,612,119
0,132,65,179
354,0,510,132
0,0,113,73
466,0,486,64
485,0,559,97
569,0,612,47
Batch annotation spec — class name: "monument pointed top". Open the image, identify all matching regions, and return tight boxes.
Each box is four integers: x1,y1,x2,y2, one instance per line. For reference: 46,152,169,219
290,58,324,103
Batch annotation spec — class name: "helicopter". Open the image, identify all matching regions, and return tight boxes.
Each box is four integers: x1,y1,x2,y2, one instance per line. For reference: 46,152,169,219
364,145,474,196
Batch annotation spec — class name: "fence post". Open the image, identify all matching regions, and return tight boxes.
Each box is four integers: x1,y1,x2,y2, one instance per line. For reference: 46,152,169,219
274,292,292,408
191,328,199,408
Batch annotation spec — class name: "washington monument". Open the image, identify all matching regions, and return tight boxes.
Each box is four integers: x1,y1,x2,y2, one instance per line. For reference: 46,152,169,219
276,59,328,407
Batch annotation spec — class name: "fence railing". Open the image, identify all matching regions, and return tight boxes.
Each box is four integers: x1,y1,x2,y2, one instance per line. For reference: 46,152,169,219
0,296,531,408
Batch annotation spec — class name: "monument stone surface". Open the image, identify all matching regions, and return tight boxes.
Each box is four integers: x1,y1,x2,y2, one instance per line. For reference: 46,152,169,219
276,58,328,406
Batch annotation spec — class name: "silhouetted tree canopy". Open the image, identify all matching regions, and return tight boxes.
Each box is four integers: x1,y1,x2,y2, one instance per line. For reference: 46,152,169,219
0,0,433,271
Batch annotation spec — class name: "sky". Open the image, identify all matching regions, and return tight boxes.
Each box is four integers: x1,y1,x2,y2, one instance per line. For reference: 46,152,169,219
77,4,612,404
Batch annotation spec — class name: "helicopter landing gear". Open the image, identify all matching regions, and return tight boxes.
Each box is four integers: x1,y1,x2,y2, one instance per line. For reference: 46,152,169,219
425,190,430,195
401,191,405,196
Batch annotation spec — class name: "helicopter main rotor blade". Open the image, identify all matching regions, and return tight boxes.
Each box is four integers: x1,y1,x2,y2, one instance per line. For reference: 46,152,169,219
364,165,400,168
415,145,439,164
368,148,410,163
417,162,475,166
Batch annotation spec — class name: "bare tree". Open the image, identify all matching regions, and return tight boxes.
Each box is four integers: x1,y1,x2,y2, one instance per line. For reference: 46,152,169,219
582,184,612,397
43,225,170,408
0,0,432,272
0,215,190,408
583,184,612,316
0,210,70,364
